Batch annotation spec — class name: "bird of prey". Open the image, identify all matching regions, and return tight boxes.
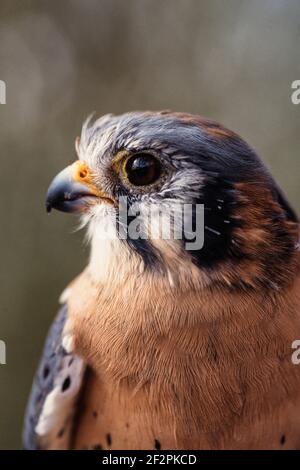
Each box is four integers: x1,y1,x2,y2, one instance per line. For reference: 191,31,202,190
23,111,300,450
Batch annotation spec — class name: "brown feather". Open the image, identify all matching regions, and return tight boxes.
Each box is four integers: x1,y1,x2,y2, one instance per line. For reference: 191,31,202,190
65,241,300,449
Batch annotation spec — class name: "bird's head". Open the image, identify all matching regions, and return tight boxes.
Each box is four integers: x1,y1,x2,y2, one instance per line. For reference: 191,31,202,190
46,111,299,290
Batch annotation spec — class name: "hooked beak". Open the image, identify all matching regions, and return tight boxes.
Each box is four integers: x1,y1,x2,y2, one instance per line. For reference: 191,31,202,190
46,161,113,213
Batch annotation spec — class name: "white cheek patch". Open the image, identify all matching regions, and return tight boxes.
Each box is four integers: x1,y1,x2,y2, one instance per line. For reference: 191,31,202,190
85,205,129,283
35,353,85,450
89,237,118,282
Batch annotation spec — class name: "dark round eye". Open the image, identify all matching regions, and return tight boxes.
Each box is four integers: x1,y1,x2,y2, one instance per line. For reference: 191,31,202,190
124,153,161,186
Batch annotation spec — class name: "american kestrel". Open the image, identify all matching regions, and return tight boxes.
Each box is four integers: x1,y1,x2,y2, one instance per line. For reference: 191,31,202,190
23,111,300,450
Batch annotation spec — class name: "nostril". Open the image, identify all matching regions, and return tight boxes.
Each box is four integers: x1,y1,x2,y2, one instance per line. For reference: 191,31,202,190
79,169,88,179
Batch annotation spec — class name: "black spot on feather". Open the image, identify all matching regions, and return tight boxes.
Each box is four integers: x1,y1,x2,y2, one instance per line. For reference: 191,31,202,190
106,433,112,446
92,444,103,450
61,376,71,392
43,365,50,380
280,434,286,445
154,439,161,450
57,428,65,438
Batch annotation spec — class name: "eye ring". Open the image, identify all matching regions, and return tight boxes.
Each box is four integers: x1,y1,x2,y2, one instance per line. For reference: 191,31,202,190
122,152,162,187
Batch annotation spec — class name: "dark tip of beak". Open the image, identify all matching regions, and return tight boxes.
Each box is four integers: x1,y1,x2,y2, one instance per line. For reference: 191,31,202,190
46,201,52,213
46,166,95,214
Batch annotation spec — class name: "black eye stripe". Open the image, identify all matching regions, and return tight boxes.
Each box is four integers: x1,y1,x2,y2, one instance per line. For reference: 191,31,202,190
124,153,161,186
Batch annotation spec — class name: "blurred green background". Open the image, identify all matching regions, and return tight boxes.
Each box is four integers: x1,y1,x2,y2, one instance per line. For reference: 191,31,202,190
0,0,299,449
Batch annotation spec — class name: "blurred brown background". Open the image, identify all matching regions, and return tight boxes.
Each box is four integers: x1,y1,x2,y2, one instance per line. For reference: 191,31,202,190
0,0,299,449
